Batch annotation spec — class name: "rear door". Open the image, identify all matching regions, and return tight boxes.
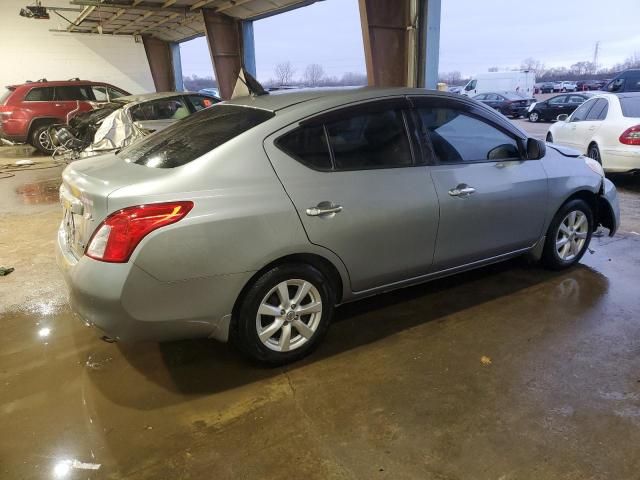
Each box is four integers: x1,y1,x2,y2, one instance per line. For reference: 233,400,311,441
264,98,440,292
545,95,568,120
411,97,548,269
53,86,95,119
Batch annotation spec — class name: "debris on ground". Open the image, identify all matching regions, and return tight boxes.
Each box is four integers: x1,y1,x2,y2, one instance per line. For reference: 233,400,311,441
0,267,15,276
480,356,492,366
14,159,35,166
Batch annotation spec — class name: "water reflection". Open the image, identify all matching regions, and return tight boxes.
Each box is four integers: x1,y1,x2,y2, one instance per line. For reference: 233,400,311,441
15,178,61,205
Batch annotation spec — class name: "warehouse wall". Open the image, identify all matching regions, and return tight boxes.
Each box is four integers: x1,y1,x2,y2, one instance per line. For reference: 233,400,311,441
0,1,155,94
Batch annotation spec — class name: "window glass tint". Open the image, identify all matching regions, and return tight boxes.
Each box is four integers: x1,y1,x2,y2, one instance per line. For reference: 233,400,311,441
108,87,126,99
585,99,608,120
119,105,274,168
570,99,596,121
325,110,412,170
620,97,640,118
24,87,54,101
626,73,640,92
417,108,520,163
474,94,486,101
55,86,92,101
568,95,586,104
187,94,219,112
548,96,566,105
130,98,190,121
277,125,332,170
92,86,108,102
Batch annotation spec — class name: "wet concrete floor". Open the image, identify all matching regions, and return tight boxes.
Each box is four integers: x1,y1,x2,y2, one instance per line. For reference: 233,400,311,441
1,154,640,479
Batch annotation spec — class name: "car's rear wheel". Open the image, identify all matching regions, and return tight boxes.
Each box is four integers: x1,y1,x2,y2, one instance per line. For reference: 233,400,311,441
541,199,593,270
232,263,335,365
30,124,54,154
529,111,540,122
588,143,602,165
546,132,554,143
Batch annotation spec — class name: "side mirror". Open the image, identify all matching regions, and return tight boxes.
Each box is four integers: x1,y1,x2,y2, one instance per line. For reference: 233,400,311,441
556,114,569,122
487,143,520,160
527,138,546,158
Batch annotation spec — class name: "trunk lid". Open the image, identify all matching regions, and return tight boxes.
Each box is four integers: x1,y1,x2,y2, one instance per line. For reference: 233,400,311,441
59,154,170,258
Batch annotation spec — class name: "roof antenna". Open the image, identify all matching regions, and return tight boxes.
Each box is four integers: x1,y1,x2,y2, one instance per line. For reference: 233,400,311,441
231,68,268,99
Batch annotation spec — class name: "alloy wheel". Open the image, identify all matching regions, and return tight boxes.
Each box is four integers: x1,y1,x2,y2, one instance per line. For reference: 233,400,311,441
529,111,539,122
38,129,53,152
555,210,589,261
256,279,322,352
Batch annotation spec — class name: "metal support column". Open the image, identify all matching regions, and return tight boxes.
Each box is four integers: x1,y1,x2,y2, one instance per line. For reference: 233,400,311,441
242,20,256,78
417,0,441,89
202,9,243,100
171,42,184,91
142,36,175,92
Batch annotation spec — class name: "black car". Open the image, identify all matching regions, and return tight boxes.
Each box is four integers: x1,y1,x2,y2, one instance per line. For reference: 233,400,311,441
576,80,604,91
539,82,555,93
472,92,534,118
527,92,596,122
604,69,640,93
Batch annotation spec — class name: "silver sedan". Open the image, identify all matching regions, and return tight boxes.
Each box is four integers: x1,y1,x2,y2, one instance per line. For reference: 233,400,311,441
56,88,620,365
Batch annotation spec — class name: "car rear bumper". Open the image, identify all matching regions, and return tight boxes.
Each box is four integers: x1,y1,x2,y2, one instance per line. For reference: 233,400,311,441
56,226,251,343
601,146,640,172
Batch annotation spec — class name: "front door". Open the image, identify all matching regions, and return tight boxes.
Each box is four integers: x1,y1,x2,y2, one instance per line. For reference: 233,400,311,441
413,101,548,269
264,100,440,292
554,98,599,149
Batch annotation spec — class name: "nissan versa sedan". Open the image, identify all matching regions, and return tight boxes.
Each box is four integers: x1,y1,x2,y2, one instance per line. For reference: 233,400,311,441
56,88,620,365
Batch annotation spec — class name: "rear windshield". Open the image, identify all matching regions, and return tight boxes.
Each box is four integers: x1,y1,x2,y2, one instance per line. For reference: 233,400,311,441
0,88,14,105
118,105,275,168
620,97,640,118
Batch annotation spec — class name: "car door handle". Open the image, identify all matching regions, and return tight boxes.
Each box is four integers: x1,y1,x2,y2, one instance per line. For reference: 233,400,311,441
448,185,476,197
588,126,597,131
306,204,343,217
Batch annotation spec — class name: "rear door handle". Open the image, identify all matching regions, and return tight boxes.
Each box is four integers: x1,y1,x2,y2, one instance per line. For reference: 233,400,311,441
448,185,476,197
306,203,343,217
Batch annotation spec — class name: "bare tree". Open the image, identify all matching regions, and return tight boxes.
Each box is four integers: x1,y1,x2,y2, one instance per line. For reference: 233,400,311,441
341,72,367,86
304,63,325,87
274,61,295,86
521,57,546,78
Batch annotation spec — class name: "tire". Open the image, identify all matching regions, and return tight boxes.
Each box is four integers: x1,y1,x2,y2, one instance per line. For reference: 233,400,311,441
529,111,541,123
588,143,602,165
232,263,335,365
29,123,54,154
541,199,594,270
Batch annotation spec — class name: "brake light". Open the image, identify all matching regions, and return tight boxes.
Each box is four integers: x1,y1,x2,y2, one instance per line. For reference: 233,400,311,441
86,201,193,263
619,125,640,145
0,105,14,119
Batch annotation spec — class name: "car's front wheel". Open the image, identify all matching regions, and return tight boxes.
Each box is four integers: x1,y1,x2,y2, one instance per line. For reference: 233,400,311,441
541,199,594,270
232,263,335,365
529,111,541,122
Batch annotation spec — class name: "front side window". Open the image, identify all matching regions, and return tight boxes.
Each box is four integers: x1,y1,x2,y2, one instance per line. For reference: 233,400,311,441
568,95,586,104
570,99,596,122
585,99,609,121
548,96,567,105
130,98,190,121
417,107,521,163
108,87,127,100
24,87,54,101
325,110,412,170
119,105,274,168
92,86,108,102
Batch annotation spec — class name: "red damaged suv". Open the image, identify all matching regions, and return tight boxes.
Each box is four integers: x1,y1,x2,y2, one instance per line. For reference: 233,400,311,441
0,79,129,153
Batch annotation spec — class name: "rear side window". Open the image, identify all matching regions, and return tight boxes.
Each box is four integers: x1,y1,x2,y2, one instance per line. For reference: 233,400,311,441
187,94,220,111
620,97,640,118
325,110,412,170
55,86,92,101
24,87,54,101
119,105,274,168
585,99,608,120
130,98,190,121
277,125,332,170
417,107,521,163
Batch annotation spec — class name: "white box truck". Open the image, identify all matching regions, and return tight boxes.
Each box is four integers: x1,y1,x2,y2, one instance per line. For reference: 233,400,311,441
461,71,536,97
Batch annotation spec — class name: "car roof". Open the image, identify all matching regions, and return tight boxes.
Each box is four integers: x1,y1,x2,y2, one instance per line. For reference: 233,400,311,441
10,80,115,88
115,91,201,104
223,87,471,112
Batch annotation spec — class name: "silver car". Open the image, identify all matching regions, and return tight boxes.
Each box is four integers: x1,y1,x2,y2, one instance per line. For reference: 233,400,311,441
56,88,620,365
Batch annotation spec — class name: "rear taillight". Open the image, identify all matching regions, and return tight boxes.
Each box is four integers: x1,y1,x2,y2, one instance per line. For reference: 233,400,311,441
86,201,193,263
0,105,14,119
619,125,640,145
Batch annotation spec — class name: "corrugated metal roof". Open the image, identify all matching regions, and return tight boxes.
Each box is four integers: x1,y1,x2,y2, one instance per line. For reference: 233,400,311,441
67,0,321,42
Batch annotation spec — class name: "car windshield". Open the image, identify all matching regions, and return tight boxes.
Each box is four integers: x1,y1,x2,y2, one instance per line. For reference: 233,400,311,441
118,105,274,168
620,97,640,118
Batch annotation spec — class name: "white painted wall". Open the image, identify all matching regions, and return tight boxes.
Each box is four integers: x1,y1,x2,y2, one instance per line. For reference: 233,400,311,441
0,0,155,94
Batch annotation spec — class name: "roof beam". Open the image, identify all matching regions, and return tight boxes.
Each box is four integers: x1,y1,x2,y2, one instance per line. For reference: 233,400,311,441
69,1,186,14
135,12,181,34
111,10,153,33
68,5,95,31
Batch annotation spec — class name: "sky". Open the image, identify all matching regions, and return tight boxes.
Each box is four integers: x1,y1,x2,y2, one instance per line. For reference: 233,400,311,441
180,0,640,81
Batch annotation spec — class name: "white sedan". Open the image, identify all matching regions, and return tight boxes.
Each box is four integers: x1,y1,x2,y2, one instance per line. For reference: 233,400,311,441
547,93,640,172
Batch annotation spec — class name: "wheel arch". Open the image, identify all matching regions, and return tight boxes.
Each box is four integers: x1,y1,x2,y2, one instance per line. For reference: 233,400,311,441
559,188,614,234
27,117,60,141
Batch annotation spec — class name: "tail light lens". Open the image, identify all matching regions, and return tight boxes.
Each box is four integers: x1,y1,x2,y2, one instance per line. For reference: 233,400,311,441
86,201,193,263
0,105,14,120
619,125,640,145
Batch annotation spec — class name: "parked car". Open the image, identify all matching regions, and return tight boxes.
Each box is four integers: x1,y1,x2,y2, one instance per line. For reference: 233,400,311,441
0,79,130,153
604,69,640,93
576,80,603,91
547,93,640,172
472,92,534,118
527,92,596,123
540,82,555,93
56,88,619,365
49,92,220,158
448,86,462,94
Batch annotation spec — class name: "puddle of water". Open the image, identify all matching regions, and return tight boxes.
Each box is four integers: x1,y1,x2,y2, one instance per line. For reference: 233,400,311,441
15,178,61,205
